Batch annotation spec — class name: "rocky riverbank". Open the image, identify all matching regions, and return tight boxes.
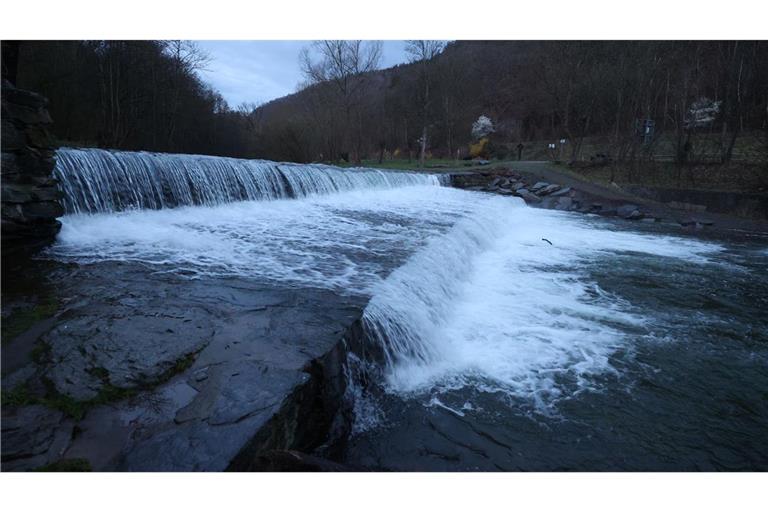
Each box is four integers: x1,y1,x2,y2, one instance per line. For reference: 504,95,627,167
450,167,768,233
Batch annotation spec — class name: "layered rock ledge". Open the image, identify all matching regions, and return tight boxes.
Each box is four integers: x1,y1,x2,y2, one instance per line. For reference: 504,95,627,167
1,81,63,250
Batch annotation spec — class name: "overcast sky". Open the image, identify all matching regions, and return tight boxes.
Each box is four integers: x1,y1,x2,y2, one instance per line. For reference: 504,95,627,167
195,41,410,107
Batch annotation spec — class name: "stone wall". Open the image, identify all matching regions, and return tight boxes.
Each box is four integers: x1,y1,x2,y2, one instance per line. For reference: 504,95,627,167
1,80,63,249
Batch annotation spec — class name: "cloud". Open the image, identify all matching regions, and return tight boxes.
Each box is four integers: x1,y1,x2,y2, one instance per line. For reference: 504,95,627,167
195,40,408,107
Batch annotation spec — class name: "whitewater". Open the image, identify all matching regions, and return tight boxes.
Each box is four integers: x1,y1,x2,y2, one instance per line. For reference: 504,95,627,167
49,148,724,413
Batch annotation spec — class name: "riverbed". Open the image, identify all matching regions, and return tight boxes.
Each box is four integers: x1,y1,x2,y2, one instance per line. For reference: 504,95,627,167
2,149,766,471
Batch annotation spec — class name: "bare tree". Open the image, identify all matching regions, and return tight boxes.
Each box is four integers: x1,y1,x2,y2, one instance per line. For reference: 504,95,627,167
405,40,446,167
163,41,211,148
300,40,382,163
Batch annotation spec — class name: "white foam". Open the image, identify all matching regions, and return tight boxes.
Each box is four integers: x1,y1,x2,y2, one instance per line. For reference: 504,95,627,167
50,186,478,293
50,184,724,410
363,197,723,408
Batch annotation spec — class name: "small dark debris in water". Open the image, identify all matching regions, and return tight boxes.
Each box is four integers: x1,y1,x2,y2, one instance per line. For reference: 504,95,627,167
542,238,553,245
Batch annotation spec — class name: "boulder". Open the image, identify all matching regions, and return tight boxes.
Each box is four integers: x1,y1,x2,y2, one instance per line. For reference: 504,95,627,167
537,184,562,196
531,181,549,191
518,190,541,203
550,186,572,197
617,204,641,219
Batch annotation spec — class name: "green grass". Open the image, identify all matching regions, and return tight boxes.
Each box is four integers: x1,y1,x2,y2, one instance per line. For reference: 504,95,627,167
2,350,200,421
336,158,485,172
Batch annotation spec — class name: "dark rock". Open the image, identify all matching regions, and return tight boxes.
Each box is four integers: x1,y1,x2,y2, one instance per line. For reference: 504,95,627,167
550,186,572,197
518,190,542,203
1,86,49,108
617,204,640,218
250,450,360,472
680,218,714,227
44,305,214,400
1,405,74,471
2,101,53,125
1,153,21,178
531,181,549,191
2,82,62,248
1,184,35,203
556,197,573,210
537,184,562,196
18,200,65,220
24,124,56,149
2,118,25,150
208,361,307,426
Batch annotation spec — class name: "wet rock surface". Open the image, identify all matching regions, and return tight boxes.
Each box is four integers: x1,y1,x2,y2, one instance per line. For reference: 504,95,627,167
1,405,74,470
1,259,365,471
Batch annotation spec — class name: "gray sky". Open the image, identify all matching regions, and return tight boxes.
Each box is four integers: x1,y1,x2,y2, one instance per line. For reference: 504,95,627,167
195,41,410,107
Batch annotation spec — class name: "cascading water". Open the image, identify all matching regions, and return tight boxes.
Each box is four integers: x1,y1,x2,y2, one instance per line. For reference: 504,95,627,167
44,147,768,470
360,197,725,408
54,147,445,214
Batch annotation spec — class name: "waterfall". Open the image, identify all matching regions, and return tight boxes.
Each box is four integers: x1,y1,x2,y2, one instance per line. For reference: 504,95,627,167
360,196,721,403
54,148,446,214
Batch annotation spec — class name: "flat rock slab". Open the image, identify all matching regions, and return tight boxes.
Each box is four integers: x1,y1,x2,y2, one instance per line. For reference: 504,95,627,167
1,260,366,471
116,361,309,471
1,405,74,471
44,306,214,400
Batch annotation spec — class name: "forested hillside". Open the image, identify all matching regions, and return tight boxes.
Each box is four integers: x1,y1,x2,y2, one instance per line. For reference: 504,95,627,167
254,41,768,166
8,40,252,156
6,40,767,166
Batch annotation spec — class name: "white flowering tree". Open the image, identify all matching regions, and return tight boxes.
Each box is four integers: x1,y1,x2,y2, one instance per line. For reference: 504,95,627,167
471,115,495,140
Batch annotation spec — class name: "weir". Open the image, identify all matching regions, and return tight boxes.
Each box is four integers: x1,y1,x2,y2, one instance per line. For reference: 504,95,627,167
5,148,765,471
54,148,445,214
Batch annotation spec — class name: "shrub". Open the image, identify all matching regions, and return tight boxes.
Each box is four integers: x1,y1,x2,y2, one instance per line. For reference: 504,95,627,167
469,137,490,158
